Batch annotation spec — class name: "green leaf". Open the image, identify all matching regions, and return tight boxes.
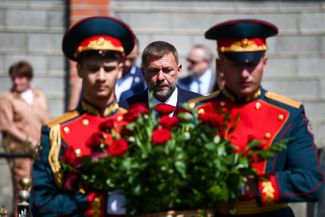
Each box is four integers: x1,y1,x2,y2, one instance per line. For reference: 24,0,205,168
175,161,186,178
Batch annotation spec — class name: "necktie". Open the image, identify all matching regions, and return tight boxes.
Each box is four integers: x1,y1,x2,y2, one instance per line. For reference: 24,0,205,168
154,103,176,117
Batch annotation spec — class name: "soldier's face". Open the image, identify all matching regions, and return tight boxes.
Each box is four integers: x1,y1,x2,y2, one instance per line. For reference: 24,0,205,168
142,52,182,102
77,55,122,103
217,55,267,98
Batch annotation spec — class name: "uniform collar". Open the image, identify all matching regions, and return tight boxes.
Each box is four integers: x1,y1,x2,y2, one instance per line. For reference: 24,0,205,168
78,98,119,117
222,88,261,104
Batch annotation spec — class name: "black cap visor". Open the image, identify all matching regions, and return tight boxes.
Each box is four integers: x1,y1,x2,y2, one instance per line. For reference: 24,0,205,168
224,51,265,63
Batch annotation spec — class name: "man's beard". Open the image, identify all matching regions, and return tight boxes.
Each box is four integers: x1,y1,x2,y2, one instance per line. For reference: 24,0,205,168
152,83,176,102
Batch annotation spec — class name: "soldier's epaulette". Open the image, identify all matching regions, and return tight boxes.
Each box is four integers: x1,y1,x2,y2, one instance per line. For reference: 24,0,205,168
47,110,80,128
188,90,221,105
118,107,128,114
265,91,301,109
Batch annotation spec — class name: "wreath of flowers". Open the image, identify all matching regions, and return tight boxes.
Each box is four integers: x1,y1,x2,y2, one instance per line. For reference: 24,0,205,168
61,101,287,215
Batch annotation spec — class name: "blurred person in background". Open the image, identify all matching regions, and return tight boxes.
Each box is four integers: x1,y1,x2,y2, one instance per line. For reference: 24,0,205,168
178,44,218,95
0,60,50,216
116,37,147,101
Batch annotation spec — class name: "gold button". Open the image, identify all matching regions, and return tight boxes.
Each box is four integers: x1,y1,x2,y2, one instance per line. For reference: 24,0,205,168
75,148,81,157
198,108,204,114
82,119,89,126
220,101,226,107
63,127,70,133
265,132,271,139
255,102,261,110
278,114,284,121
117,115,123,121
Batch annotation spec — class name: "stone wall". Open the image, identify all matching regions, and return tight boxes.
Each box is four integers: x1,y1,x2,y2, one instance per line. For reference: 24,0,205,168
0,0,66,214
0,0,66,118
0,1,324,216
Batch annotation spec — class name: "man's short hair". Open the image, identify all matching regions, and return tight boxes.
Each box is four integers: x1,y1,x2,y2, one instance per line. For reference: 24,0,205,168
141,41,179,68
191,44,213,63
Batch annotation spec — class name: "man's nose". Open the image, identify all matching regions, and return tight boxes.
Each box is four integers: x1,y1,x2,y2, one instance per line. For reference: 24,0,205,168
240,68,250,78
157,70,165,81
97,67,106,80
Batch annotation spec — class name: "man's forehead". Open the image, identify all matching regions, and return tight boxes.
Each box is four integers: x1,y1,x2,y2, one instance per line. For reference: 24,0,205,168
82,57,119,66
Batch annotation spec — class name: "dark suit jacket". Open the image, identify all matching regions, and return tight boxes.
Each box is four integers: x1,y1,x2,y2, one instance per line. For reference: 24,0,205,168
118,66,147,101
119,86,201,109
178,70,217,95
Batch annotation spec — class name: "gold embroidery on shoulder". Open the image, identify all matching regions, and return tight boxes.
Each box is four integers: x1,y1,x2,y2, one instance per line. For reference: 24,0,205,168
103,102,119,116
47,111,79,128
265,92,301,109
118,107,128,114
48,124,63,188
188,90,221,105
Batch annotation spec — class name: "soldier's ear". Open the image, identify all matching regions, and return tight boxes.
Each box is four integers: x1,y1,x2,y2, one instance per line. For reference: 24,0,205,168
76,63,84,78
117,62,123,79
262,56,268,72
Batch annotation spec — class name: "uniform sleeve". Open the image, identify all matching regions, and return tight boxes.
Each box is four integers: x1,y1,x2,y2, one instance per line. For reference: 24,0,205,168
257,105,325,205
30,126,106,217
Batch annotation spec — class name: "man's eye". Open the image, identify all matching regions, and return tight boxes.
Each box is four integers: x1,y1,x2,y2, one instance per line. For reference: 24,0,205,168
86,66,99,72
147,68,159,74
162,68,173,73
104,66,117,72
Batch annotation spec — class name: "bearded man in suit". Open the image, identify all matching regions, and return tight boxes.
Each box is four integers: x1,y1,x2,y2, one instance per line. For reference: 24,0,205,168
120,41,201,114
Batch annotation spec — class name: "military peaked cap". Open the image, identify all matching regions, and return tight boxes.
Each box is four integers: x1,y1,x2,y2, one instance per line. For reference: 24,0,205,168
62,16,135,61
205,19,278,62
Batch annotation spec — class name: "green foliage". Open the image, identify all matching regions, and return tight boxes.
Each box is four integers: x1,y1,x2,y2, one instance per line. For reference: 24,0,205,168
63,101,287,215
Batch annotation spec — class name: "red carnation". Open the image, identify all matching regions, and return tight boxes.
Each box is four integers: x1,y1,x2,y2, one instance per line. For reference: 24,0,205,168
154,104,176,116
120,127,133,136
175,107,191,115
124,103,149,122
198,111,224,128
62,146,79,167
152,128,172,144
108,138,129,156
86,132,103,149
100,118,115,131
102,132,113,146
159,116,179,128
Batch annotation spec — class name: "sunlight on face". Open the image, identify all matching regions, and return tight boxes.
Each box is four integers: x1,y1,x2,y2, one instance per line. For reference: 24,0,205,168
78,55,122,103
217,55,267,98
142,52,182,102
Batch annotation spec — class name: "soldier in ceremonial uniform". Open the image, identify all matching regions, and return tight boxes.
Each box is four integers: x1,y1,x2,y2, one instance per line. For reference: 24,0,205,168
30,16,135,217
194,19,324,216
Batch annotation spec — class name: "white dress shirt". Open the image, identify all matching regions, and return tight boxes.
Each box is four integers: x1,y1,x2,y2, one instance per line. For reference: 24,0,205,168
189,69,214,95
